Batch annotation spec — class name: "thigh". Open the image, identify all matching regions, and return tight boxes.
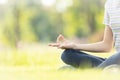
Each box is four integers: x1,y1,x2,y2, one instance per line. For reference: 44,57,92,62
98,52,120,68
76,51,105,67
61,49,105,67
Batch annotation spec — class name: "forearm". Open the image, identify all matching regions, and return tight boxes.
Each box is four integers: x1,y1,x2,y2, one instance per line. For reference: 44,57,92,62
73,41,112,52
50,26,113,52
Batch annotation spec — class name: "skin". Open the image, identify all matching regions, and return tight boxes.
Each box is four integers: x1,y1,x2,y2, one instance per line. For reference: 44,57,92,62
49,25,114,53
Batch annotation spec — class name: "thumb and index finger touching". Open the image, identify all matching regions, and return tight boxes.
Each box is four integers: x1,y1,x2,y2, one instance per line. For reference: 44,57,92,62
56,34,66,43
49,34,65,47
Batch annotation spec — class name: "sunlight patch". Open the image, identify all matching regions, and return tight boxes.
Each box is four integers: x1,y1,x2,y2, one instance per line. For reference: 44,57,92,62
41,0,56,7
0,0,7,4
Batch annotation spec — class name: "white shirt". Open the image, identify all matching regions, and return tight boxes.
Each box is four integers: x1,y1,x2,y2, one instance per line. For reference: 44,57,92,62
103,0,120,52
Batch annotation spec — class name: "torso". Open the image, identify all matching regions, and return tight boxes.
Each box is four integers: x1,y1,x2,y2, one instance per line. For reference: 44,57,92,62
106,0,120,52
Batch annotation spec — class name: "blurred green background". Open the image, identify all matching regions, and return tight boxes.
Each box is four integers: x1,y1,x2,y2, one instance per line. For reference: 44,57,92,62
0,0,118,80
0,0,106,47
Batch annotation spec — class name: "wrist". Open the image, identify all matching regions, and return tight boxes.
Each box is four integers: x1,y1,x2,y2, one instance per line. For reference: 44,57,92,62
73,43,78,50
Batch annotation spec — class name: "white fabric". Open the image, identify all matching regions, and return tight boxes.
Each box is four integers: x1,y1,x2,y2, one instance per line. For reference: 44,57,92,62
103,0,120,52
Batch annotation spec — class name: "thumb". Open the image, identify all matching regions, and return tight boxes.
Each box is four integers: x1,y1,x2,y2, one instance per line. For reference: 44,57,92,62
57,34,65,43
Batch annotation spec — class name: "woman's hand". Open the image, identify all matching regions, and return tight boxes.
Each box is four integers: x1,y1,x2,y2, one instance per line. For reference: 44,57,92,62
49,34,76,49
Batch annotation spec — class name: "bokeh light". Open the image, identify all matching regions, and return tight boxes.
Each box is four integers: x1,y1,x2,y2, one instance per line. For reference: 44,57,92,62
40,0,56,7
0,0,7,4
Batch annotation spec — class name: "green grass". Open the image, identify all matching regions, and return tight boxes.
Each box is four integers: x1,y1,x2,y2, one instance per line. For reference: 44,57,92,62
0,44,119,80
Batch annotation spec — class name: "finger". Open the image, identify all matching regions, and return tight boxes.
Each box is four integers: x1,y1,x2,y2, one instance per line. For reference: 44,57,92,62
49,43,57,46
49,43,60,47
56,35,61,43
58,47,65,50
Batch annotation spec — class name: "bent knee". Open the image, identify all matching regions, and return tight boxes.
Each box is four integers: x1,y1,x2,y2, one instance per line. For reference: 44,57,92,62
61,49,78,64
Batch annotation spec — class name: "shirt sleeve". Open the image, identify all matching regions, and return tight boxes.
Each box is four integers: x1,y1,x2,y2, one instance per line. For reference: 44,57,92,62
103,2,110,25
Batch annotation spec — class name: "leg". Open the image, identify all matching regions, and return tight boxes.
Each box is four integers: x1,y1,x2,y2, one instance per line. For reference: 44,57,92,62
98,52,120,68
61,49,105,68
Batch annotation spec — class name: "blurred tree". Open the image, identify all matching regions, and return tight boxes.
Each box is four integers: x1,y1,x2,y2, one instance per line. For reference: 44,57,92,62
62,0,105,38
0,0,38,47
